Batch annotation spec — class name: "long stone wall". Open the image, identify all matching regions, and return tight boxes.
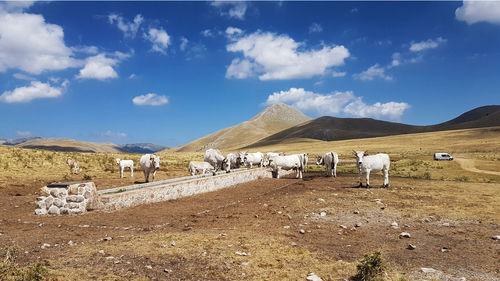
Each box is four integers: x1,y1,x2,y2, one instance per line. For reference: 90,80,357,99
98,167,291,212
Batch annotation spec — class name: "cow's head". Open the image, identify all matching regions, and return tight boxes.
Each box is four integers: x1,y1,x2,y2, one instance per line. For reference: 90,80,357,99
316,155,324,165
115,158,121,165
353,151,365,165
222,157,230,171
151,155,160,170
238,152,247,164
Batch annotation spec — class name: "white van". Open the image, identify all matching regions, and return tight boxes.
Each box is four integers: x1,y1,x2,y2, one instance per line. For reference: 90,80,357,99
434,153,453,161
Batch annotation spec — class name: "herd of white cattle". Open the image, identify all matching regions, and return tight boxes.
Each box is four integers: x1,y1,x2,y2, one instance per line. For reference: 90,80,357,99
65,149,391,187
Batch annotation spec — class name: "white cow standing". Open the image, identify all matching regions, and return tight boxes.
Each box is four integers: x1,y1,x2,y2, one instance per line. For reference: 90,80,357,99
222,153,241,173
188,161,214,176
268,154,304,179
140,154,160,183
66,159,79,174
116,158,134,178
353,151,390,188
243,152,264,168
316,152,339,177
204,149,225,174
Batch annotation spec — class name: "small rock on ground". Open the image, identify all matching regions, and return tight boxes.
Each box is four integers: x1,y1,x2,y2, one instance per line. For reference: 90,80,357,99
306,272,323,281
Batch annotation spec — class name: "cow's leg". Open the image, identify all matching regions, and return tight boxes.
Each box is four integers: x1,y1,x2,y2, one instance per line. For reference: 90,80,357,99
120,167,124,178
152,170,157,182
366,170,371,188
131,166,134,178
144,171,149,183
384,167,389,187
333,162,337,177
277,167,281,179
359,170,363,187
299,168,303,179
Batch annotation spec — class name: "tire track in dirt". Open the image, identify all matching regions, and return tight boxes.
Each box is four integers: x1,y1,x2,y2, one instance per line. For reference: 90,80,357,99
455,158,500,176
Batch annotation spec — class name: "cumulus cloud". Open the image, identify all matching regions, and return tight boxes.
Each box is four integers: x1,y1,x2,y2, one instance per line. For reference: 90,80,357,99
71,45,99,55
332,71,346,77
226,31,350,80
0,80,68,103
226,58,254,79
410,37,447,52
456,1,500,25
13,73,35,81
132,93,168,106
225,26,243,37
0,1,35,13
180,37,189,51
265,87,409,120
353,64,392,81
108,13,143,38
96,130,128,139
211,1,248,20
309,23,323,33
144,27,170,53
76,54,120,80
201,29,215,38
0,12,78,74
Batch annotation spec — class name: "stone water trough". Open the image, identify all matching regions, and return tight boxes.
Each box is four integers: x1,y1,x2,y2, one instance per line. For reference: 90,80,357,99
35,167,292,215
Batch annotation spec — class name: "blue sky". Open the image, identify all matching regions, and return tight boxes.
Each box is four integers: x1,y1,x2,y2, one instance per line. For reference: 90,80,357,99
0,1,499,146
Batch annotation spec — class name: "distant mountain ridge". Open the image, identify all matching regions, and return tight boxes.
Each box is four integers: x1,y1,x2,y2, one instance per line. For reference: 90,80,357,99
246,105,500,148
173,103,312,152
120,143,167,154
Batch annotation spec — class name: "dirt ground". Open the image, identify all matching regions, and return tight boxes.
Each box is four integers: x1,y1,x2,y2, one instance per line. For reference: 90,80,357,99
0,171,499,280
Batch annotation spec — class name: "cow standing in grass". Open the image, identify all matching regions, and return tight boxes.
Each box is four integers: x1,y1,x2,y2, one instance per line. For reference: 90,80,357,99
243,152,264,168
317,151,339,177
140,154,160,183
268,154,304,179
204,149,225,174
353,151,390,188
116,158,134,178
66,159,79,175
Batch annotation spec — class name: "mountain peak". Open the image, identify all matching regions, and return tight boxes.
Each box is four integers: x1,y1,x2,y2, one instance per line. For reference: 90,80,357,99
250,103,311,124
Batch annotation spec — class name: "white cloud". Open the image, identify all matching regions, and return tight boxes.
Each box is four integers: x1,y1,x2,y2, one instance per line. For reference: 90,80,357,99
16,130,33,137
226,31,350,80
225,26,243,37
132,93,168,106
76,54,120,80
265,87,409,120
0,80,67,103
0,1,34,13
410,37,447,52
309,23,323,33
226,58,254,79
211,1,248,20
0,12,78,74
180,37,189,51
456,1,500,25
201,29,215,38
390,52,401,67
332,71,346,77
343,99,410,120
97,130,127,139
353,64,392,81
129,73,137,79
108,13,143,38
13,73,35,81
144,27,170,54
71,45,99,55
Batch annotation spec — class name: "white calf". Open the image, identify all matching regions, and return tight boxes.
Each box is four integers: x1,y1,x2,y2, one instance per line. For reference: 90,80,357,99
66,159,79,174
353,151,390,188
243,152,264,168
268,155,303,179
140,154,160,183
116,158,134,178
222,153,241,173
188,161,215,176
316,152,339,177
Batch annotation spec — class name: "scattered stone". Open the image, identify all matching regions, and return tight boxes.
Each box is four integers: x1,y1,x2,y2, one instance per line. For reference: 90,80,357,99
287,214,293,220
164,269,170,273
106,256,114,260
317,198,325,202
114,261,120,264
306,272,323,281
353,210,360,214
171,241,176,247
241,262,249,266
103,237,112,241
235,251,250,256
320,212,326,217
340,225,347,229
399,232,411,238
299,229,306,234
291,242,297,247
492,235,500,240
68,240,74,246
145,265,153,269
420,267,437,273
391,222,399,229
283,225,290,229
407,244,416,250
254,215,259,218
99,250,105,255
263,204,268,207
441,247,449,252
41,243,50,249
277,211,282,214
354,223,362,228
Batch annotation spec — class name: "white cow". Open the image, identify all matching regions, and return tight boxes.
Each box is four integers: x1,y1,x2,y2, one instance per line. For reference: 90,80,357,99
204,149,225,174
140,154,160,183
264,152,284,167
317,152,339,177
353,151,390,188
290,153,309,172
116,158,134,178
243,152,264,168
188,161,214,176
268,154,304,179
66,159,79,174
222,153,241,173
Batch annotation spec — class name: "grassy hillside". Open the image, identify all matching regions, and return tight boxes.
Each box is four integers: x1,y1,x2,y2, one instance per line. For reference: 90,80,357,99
173,103,311,152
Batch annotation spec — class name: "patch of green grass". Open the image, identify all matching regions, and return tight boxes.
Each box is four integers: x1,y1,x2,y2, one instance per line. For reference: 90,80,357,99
0,246,50,281
351,251,387,281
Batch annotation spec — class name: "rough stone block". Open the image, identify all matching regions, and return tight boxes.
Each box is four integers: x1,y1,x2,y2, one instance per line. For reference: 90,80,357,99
48,205,60,215
66,195,85,203
49,188,68,199
53,198,65,208
35,208,47,215
36,201,47,210
68,185,79,195
44,196,54,207
60,208,69,215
